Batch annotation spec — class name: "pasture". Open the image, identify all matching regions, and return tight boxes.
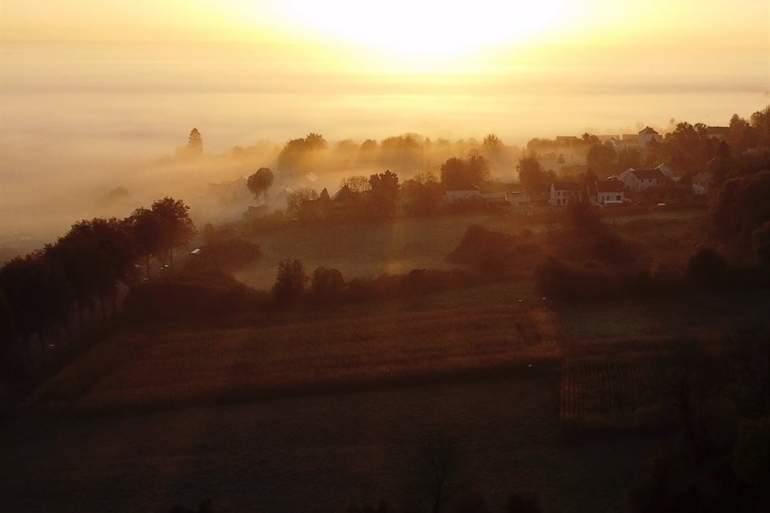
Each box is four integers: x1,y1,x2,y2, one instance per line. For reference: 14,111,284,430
6,206,766,513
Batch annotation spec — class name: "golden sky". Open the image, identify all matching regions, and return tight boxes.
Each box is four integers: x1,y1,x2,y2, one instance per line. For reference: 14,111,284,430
2,1,768,69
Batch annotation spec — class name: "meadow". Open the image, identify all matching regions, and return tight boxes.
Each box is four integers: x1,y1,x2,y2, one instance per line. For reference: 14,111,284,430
6,206,769,513
235,207,710,288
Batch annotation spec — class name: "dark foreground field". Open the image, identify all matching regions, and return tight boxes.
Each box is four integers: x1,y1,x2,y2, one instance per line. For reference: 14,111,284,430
5,287,769,513
0,370,660,513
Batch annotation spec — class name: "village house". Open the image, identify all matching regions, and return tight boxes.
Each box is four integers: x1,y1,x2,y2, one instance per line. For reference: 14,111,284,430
505,191,531,207
588,180,626,205
445,185,482,202
548,182,583,206
619,167,669,192
549,179,626,206
691,171,713,195
637,126,663,148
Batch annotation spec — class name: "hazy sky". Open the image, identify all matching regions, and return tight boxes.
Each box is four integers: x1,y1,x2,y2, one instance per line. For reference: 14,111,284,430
1,1,768,240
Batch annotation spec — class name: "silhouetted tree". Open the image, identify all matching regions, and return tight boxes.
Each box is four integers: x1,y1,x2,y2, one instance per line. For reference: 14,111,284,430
440,157,468,190
586,143,617,177
273,258,308,304
405,433,467,513
659,339,723,458
440,151,488,191
53,217,137,323
367,170,400,219
130,207,162,279
465,149,490,184
482,134,503,157
247,167,274,201
712,170,770,242
516,156,553,196
305,132,327,150
187,128,203,156
402,171,444,216
340,175,371,194
0,251,65,349
278,133,327,173
151,197,196,267
286,188,319,219
687,248,728,291
311,266,345,303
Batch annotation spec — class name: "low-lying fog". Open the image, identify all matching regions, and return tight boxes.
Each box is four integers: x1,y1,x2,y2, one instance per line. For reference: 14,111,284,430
1,42,766,256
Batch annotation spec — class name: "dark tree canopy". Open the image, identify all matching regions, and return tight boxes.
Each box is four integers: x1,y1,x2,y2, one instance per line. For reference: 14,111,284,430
367,170,400,219
402,171,444,216
482,134,503,156
586,143,618,177
273,258,308,304
516,156,554,196
246,167,274,201
440,151,489,190
278,133,327,173
286,188,319,219
151,197,196,266
339,175,371,194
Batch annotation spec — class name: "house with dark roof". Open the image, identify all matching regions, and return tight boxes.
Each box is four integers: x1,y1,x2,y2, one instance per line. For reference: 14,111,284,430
445,185,482,202
638,126,663,148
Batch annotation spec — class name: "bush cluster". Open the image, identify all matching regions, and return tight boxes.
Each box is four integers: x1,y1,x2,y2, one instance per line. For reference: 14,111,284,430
446,225,542,274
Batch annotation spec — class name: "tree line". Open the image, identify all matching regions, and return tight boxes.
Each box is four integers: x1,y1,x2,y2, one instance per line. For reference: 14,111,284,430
0,197,195,382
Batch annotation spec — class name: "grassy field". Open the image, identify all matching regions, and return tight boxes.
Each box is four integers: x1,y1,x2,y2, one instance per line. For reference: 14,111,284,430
7,206,767,513
235,207,713,290
28,284,561,414
235,213,522,288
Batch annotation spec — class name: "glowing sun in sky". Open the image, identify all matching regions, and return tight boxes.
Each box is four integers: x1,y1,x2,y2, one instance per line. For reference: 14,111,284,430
272,0,572,59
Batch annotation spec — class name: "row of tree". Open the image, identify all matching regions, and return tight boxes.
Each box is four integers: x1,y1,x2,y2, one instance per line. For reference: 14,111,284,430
286,170,401,221
0,197,195,380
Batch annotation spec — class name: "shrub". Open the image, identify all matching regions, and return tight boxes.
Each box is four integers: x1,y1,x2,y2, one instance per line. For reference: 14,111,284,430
273,259,308,304
447,225,537,274
123,281,267,321
687,248,728,290
310,266,345,303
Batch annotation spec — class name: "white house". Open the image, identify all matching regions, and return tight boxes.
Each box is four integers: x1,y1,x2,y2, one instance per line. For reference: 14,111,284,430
638,127,663,148
506,191,531,207
592,180,626,205
692,171,713,195
549,182,583,206
621,168,668,192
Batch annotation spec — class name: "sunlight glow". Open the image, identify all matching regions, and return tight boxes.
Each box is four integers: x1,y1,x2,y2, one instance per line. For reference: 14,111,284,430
266,0,572,58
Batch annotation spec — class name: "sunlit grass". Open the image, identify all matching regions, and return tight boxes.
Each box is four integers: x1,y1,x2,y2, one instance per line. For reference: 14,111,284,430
30,299,563,413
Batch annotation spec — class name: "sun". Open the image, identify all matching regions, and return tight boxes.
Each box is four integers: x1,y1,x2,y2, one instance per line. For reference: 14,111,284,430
272,0,572,60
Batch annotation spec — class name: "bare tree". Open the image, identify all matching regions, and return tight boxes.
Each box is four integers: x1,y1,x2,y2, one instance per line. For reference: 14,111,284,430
405,433,467,513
